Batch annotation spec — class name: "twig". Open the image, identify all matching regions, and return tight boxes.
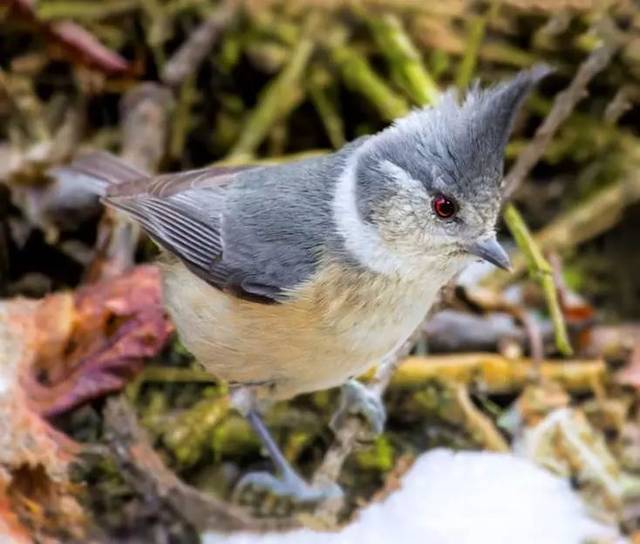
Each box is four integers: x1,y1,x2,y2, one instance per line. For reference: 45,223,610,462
102,396,291,533
451,383,509,452
85,83,172,282
489,159,640,287
389,354,605,394
455,14,487,90
604,85,634,125
366,13,439,105
227,15,318,161
311,329,421,522
119,83,172,171
307,66,345,149
503,38,617,198
503,203,572,356
331,44,409,122
160,0,238,88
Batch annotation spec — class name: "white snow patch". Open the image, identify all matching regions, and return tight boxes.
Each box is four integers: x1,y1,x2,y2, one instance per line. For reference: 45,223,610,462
203,449,622,544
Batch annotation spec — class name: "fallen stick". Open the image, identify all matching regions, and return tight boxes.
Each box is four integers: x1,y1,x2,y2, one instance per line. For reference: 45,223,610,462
389,354,606,394
161,0,238,88
103,396,292,533
85,83,172,282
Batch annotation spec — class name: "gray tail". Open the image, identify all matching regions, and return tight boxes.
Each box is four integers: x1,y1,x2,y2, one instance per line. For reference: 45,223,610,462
50,151,147,197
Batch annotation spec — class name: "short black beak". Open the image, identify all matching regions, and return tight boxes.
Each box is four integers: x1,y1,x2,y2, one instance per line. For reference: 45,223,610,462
466,236,511,271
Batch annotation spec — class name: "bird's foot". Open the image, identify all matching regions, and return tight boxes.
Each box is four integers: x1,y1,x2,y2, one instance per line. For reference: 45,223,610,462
330,379,386,442
233,468,342,514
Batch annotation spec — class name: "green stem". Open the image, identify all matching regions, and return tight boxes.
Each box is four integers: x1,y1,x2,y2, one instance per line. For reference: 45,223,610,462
456,15,486,89
227,17,318,161
332,45,409,122
308,66,345,149
35,0,139,21
126,366,217,401
367,13,439,105
503,203,573,356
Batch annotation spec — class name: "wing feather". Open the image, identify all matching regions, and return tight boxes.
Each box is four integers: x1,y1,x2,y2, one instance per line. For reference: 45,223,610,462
105,170,286,302
52,148,347,304
107,193,224,273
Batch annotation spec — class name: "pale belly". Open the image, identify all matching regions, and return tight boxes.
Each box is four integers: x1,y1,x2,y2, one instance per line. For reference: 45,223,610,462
161,260,456,400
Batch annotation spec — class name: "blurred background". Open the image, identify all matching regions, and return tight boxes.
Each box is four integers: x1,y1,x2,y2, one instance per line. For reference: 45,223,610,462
1,1,640,543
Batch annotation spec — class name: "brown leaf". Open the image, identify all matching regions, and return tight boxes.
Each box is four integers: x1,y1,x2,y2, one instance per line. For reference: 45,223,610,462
0,297,77,479
1,295,82,542
4,465,87,542
22,265,173,417
4,0,130,75
0,265,172,540
0,489,31,544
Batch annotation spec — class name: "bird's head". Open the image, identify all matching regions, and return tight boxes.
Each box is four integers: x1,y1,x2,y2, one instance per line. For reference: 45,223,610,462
336,66,550,278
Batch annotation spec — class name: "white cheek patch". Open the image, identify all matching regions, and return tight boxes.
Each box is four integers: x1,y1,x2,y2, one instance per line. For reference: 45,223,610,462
332,148,470,283
333,149,410,276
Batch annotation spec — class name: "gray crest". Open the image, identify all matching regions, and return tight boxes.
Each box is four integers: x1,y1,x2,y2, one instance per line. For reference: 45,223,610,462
360,65,551,197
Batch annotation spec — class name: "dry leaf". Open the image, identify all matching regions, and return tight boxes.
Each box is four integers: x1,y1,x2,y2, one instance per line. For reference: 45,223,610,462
0,489,31,544
5,0,130,75
511,385,640,521
0,297,82,542
23,265,173,417
0,265,172,540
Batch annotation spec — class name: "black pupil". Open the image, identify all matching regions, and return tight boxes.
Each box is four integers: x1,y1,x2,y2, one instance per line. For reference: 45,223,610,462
435,196,455,218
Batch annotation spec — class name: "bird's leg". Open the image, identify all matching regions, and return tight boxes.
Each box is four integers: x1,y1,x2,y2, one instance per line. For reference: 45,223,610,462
231,389,341,506
330,379,386,442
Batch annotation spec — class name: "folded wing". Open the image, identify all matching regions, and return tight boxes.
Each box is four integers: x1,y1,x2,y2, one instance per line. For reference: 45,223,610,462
53,152,293,303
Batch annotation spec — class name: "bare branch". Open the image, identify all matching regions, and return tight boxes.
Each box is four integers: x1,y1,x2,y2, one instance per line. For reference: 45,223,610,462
85,83,172,282
504,38,617,198
103,396,291,533
161,0,238,88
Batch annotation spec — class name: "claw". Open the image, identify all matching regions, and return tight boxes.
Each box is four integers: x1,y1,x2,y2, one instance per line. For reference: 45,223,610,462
232,406,342,512
233,469,342,507
330,379,386,441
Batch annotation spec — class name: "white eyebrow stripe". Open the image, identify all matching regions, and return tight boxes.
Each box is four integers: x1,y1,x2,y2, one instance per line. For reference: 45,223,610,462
427,163,454,194
378,160,427,194
430,176,450,194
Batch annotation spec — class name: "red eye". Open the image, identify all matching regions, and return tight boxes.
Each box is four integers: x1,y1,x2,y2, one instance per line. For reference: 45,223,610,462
432,194,457,219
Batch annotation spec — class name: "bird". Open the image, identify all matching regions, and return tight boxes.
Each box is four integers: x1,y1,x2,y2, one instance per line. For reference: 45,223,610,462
52,66,549,505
